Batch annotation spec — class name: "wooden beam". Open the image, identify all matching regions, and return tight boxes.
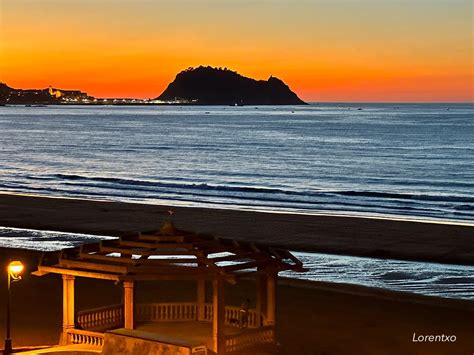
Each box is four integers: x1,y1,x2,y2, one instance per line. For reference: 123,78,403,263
36,266,119,281
120,240,194,249
100,246,199,256
283,250,304,268
31,269,49,276
118,273,232,282
79,253,137,265
268,247,282,259
222,260,270,272
192,240,226,248
138,235,185,243
209,252,261,263
139,258,199,265
79,243,102,254
127,265,210,274
59,259,128,274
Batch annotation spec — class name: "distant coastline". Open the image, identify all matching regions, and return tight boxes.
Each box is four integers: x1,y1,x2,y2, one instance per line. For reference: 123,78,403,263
0,66,306,106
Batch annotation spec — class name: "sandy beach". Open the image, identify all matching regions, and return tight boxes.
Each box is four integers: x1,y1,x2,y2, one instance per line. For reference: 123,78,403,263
0,250,473,355
0,193,473,265
0,193,473,354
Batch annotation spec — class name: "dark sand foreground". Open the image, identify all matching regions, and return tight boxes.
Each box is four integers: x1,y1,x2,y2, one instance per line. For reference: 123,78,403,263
0,193,473,264
0,252,472,355
0,193,473,354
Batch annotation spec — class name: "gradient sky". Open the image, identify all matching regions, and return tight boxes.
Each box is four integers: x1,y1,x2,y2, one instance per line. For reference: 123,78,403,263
0,0,472,102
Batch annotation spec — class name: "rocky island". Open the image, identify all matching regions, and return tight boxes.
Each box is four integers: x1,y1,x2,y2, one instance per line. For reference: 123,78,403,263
1,66,306,106
156,66,306,105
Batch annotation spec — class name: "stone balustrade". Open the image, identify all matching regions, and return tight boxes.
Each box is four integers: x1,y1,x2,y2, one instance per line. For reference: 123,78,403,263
77,304,123,331
65,328,105,347
224,326,275,353
73,302,269,353
136,302,197,322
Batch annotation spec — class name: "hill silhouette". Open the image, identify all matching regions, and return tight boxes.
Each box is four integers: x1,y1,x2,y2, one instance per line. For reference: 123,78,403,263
0,83,90,105
156,66,306,105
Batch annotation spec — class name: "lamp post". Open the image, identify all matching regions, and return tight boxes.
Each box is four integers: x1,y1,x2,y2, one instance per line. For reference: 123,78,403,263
4,260,24,355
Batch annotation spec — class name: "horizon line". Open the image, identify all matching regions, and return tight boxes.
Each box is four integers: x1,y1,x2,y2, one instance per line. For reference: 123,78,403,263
2,82,472,105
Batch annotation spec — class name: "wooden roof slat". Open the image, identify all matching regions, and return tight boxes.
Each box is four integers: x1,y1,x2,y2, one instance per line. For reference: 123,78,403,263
119,273,234,282
138,235,185,243
222,260,271,272
138,257,199,265
100,246,200,256
35,265,119,281
79,252,138,265
60,259,128,274
32,225,304,281
209,252,261,263
127,266,210,274
192,240,228,248
119,240,194,250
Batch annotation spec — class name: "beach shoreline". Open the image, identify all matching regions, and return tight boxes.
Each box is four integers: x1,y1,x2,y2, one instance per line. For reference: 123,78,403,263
0,193,472,265
0,193,473,354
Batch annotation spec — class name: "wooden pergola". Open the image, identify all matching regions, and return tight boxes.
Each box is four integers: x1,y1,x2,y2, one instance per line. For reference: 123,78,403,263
33,222,304,353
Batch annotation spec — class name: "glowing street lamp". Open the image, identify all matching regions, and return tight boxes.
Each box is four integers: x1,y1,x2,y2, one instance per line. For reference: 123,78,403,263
4,260,24,355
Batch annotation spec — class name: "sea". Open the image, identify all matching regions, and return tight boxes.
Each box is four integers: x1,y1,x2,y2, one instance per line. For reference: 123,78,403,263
0,103,473,300
0,103,473,222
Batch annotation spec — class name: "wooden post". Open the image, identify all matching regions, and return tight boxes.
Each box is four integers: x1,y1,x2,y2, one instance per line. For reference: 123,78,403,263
197,279,206,321
123,281,134,329
212,278,225,353
266,272,277,326
60,275,75,344
255,272,266,327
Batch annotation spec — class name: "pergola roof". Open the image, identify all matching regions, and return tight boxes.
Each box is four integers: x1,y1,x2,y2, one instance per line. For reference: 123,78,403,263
33,223,304,282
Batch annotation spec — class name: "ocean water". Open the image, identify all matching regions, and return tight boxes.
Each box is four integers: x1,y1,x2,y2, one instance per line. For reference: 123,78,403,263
0,103,473,222
0,227,472,300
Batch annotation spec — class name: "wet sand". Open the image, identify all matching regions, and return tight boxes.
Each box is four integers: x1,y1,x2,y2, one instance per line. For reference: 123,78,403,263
0,193,473,264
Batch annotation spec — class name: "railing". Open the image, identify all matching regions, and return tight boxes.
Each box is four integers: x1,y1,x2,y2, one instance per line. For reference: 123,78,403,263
222,305,259,328
77,304,123,331
224,326,275,353
136,302,197,322
78,302,260,329
203,303,213,321
65,328,104,347
75,302,265,352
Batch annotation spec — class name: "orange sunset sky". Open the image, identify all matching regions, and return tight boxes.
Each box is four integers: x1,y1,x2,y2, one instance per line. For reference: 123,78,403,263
0,0,472,102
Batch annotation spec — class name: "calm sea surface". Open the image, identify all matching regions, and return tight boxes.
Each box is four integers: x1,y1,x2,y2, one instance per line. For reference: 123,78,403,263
0,103,473,222
2,104,473,299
